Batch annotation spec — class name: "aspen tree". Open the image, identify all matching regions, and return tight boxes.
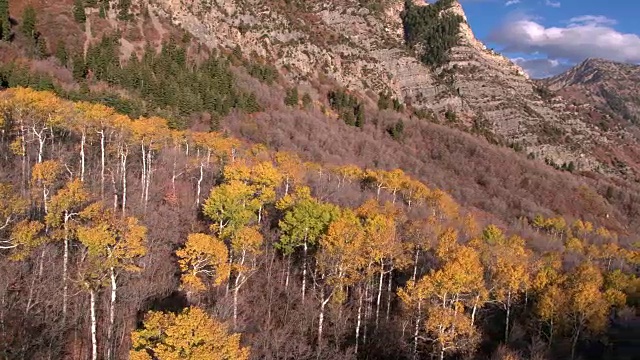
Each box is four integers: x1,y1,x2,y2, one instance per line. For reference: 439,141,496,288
77,203,148,360
46,178,89,322
130,117,171,210
275,151,304,195
276,187,339,301
316,209,367,354
31,160,62,214
130,307,249,360
475,225,531,342
177,233,230,293
230,226,263,327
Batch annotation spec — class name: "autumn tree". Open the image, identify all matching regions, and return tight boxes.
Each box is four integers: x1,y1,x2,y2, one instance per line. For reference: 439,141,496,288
177,233,230,294
315,209,367,353
399,228,484,360
46,178,89,322
0,183,27,244
229,226,263,327
130,116,171,210
563,263,618,359
357,200,405,327
275,151,304,196
203,180,259,240
31,160,62,214
276,187,339,300
130,306,249,360
77,203,148,360
473,225,531,341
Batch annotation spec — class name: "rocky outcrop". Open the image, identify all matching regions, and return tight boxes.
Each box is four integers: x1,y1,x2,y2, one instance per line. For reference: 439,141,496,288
144,0,635,176
544,58,640,124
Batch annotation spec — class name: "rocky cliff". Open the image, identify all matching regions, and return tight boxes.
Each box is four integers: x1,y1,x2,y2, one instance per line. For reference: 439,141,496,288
140,0,639,176
545,58,640,126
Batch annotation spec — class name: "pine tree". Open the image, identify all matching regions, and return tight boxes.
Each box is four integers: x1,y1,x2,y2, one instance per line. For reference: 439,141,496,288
21,5,37,39
284,87,299,107
74,0,86,23
55,40,69,66
0,0,10,41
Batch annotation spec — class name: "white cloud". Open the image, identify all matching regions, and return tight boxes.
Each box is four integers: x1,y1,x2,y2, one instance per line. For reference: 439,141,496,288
545,0,561,8
505,0,521,6
489,15,640,64
567,15,616,27
512,57,573,78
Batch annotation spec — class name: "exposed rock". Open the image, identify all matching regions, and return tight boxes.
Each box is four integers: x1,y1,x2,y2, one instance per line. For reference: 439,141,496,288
137,0,638,177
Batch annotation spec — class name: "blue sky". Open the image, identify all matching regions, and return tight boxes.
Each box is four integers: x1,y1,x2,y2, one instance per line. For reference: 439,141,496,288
454,0,640,77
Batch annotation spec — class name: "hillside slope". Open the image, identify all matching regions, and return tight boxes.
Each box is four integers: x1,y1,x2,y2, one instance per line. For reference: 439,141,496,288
545,58,640,126
2,0,640,231
140,0,640,178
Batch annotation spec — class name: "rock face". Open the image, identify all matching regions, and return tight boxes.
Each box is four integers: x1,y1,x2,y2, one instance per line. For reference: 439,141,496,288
143,0,636,176
544,58,640,125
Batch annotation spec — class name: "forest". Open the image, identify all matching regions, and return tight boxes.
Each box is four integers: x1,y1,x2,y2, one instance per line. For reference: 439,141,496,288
401,0,464,68
0,0,638,359
0,88,637,360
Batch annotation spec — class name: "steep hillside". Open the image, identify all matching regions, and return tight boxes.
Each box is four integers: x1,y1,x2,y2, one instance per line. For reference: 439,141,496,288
0,1,638,360
545,58,640,126
136,0,640,179
3,0,640,231
3,0,639,179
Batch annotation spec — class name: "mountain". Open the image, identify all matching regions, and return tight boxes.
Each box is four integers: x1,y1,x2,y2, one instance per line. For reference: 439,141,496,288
545,58,640,125
145,0,640,178
0,1,638,360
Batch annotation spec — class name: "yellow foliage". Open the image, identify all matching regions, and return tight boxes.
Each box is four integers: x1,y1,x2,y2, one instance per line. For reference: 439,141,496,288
130,307,249,360
9,220,45,261
31,160,62,187
176,233,230,292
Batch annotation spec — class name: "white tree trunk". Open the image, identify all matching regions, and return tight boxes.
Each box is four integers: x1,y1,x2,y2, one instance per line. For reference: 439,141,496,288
413,301,421,360
107,268,117,360
386,268,393,322
99,130,105,199
505,290,512,342
121,147,127,216
375,262,384,328
144,151,152,209
90,288,98,360
196,163,204,206
412,248,420,282
62,214,69,323
140,143,146,204
233,275,241,328
317,291,330,355
285,254,291,290
355,286,363,354
80,132,86,182
302,242,308,302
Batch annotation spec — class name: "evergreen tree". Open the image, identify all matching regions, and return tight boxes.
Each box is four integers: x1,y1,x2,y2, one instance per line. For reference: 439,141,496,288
21,5,37,39
55,40,69,67
72,53,88,81
302,93,312,108
74,0,86,23
284,87,299,107
35,36,47,59
117,0,131,21
0,0,10,41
